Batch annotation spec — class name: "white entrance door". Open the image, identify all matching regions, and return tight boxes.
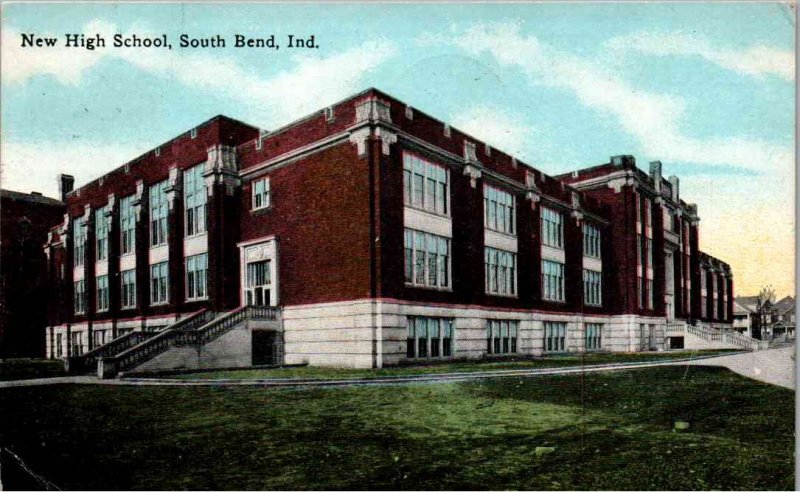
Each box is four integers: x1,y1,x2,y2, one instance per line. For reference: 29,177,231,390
664,251,675,321
239,238,279,307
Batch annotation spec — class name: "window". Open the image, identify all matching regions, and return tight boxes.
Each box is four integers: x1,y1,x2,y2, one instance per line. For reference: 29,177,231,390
646,238,653,271
70,331,84,356
403,152,448,215
585,323,603,351
184,164,208,236
584,270,602,306
407,317,453,359
150,262,169,305
647,278,654,309
120,195,136,255
93,330,107,347
186,253,208,301
252,177,271,210
583,223,601,258
542,260,565,302
56,334,63,358
485,247,517,296
487,320,518,355
149,180,169,247
121,269,136,309
540,206,563,248
544,322,567,352
73,216,87,266
404,229,450,289
96,275,109,312
644,198,652,227
484,184,516,235
74,280,86,314
245,260,271,306
95,205,109,261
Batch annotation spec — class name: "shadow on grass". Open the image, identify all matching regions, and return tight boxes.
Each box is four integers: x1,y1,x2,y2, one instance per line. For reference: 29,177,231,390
0,366,793,490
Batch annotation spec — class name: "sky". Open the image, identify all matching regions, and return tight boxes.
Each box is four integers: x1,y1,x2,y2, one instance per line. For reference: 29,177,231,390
0,2,795,298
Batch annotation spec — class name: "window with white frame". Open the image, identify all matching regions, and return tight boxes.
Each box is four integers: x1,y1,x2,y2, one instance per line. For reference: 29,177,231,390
149,180,169,247
542,260,565,302
403,152,449,215
486,320,518,355
74,280,86,314
120,195,136,255
583,223,601,258
150,261,169,305
484,184,516,235
404,229,450,289
184,164,208,236
584,269,602,306
70,331,84,356
96,275,109,312
121,269,136,309
485,247,517,296
73,216,87,267
540,206,563,248
56,334,63,358
585,323,603,350
406,316,453,359
252,177,271,210
95,205,109,261
186,253,208,301
544,322,567,352
245,260,271,306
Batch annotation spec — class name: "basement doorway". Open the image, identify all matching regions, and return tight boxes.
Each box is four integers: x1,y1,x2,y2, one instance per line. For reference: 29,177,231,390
252,330,281,365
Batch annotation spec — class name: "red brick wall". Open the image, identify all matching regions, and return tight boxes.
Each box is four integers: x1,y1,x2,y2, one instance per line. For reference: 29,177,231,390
239,141,373,305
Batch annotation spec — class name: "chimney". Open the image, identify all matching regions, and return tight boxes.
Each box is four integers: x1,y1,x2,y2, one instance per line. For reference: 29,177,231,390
59,174,74,202
668,175,680,201
610,155,636,168
649,161,662,192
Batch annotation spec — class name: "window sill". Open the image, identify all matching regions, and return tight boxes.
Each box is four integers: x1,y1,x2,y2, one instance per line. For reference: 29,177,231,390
485,292,518,299
149,244,168,250
121,306,136,311
150,302,169,307
185,297,209,303
184,232,208,240
585,303,603,308
404,204,451,220
404,283,453,292
484,227,517,239
542,298,567,304
251,205,272,215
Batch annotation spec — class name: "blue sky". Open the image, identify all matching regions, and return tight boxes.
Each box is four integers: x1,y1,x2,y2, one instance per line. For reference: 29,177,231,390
0,2,794,295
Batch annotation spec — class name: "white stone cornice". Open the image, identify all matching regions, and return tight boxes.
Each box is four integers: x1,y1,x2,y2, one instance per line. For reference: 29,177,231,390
349,128,371,156
463,163,482,188
132,180,145,221
165,166,181,210
373,127,397,156
355,96,392,124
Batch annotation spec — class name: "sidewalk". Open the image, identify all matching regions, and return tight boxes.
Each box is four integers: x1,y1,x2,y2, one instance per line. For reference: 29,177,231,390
682,346,795,390
0,351,772,389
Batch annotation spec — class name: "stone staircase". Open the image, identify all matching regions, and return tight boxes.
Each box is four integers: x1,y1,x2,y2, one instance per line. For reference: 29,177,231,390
666,321,767,351
71,306,281,379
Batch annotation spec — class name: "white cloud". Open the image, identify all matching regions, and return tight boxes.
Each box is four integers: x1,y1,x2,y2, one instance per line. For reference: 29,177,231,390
449,105,535,159
2,19,397,193
1,140,147,198
605,31,794,82
2,19,397,127
452,22,792,173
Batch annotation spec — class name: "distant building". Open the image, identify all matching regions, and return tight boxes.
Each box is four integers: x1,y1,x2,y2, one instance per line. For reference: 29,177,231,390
40,88,747,375
767,296,795,341
733,296,757,338
0,188,66,358
734,295,795,341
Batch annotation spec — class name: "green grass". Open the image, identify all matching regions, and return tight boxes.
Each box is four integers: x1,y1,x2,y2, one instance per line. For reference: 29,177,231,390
170,350,739,380
0,358,65,381
0,366,792,490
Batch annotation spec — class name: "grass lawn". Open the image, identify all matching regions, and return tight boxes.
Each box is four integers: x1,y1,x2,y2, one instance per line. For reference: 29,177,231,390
0,366,793,490
169,349,740,380
0,358,65,381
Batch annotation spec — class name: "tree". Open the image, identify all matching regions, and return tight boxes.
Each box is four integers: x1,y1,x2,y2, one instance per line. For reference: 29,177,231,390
753,285,776,340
